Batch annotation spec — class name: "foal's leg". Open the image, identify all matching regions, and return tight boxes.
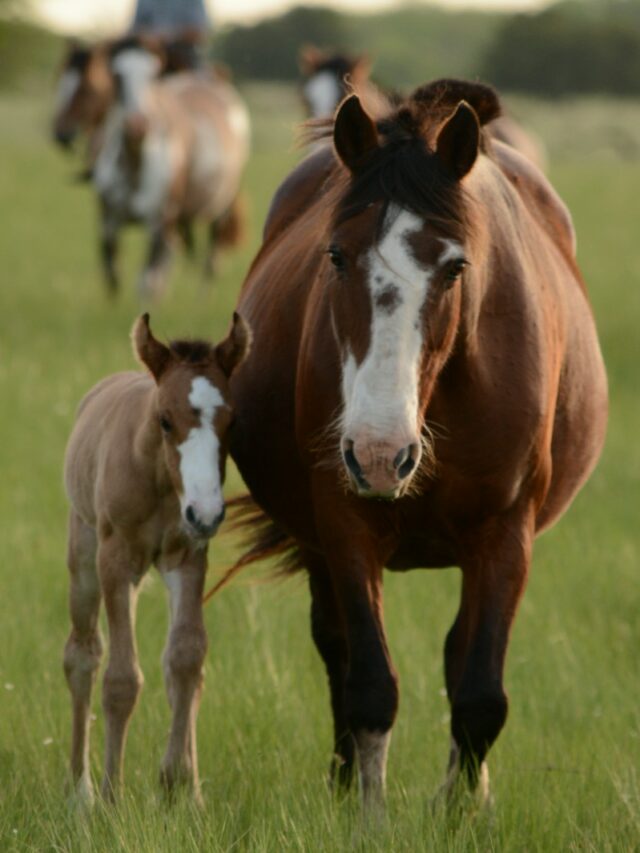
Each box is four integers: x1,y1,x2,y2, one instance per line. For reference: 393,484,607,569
159,553,208,803
98,537,144,801
442,510,533,805
63,511,102,807
306,555,355,792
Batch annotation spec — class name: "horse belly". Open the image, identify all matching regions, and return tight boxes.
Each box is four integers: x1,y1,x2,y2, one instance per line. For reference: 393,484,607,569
537,308,608,532
185,117,245,219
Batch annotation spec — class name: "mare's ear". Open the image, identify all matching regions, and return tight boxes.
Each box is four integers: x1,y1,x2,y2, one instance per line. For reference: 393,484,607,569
216,312,252,378
131,313,171,381
334,94,379,173
435,100,480,180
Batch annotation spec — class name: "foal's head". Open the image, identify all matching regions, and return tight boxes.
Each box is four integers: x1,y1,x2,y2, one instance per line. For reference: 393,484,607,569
53,41,114,147
323,81,499,499
133,313,251,542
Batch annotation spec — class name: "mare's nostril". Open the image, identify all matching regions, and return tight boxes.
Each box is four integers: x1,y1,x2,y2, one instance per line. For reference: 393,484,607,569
342,439,370,490
395,444,418,479
343,440,363,479
185,505,197,526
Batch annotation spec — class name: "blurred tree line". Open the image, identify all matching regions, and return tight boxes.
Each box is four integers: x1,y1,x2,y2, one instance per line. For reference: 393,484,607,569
1,0,640,97
215,0,640,96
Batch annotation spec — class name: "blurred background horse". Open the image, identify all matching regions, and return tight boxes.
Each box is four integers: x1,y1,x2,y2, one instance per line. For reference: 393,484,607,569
53,36,249,299
298,43,547,170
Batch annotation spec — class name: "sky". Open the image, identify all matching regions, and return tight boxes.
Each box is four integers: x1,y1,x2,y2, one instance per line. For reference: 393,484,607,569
35,0,546,32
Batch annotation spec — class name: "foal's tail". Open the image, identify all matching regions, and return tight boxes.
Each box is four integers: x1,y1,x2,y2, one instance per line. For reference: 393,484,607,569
203,494,302,603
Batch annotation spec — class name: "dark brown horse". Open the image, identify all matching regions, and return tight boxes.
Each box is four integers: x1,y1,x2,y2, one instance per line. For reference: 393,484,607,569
227,79,607,812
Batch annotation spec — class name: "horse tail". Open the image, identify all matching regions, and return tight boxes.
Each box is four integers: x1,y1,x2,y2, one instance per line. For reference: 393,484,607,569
203,494,302,603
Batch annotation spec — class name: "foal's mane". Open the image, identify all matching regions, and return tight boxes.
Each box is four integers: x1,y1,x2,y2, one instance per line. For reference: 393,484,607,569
168,339,216,366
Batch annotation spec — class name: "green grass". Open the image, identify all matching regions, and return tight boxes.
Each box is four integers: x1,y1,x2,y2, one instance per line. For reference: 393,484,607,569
0,85,639,851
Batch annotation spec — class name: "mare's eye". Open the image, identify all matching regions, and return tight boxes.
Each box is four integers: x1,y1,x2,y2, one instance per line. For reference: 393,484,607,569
159,415,172,434
444,258,468,286
327,245,346,273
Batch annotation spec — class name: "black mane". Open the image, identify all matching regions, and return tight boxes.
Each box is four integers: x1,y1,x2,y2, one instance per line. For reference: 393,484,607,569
334,79,501,236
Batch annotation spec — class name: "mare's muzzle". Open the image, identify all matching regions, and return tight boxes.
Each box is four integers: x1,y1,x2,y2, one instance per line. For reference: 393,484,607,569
342,437,421,499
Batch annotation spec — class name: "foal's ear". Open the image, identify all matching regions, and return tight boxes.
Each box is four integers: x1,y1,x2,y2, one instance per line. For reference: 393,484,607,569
215,312,252,378
131,313,171,381
334,94,379,173
435,100,480,180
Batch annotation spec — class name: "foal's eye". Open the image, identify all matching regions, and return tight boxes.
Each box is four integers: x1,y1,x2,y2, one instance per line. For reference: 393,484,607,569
327,245,346,273
159,415,172,434
443,258,469,286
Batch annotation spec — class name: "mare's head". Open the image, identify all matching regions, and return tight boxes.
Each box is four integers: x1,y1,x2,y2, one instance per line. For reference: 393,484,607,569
321,79,499,499
52,41,114,147
132,313,251,543
299,45,371,119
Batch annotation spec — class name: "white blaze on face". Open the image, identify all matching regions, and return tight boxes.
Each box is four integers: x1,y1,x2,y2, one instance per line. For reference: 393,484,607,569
304,71,342,118
177,377,226,528
111,48,160,114
341,208,431,446
55,69,81,113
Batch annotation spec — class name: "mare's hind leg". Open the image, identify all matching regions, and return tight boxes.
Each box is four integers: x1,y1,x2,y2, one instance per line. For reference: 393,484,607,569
159,553,208,804
98,536,145,801
441,508,533,807
64,511,103,807
306,554,356,793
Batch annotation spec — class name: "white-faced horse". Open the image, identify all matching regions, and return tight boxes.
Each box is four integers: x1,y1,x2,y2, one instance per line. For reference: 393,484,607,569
63,312,251,805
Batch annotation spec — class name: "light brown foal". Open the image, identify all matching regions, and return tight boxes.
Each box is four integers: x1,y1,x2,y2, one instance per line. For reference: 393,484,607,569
63,312,250,806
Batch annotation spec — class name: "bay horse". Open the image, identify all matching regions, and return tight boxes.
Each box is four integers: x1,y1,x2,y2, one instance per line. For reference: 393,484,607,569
63,312,250,806
54,38,249,298
299,45,547,170
227,79,607,812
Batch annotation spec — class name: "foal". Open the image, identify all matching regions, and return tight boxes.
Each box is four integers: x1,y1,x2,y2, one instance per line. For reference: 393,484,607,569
63,312,251,805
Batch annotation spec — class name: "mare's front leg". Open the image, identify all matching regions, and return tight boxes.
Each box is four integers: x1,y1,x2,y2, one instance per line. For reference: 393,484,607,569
442,507,533,807
159,551,208,804
306,553,355,792
98,535,145,801
315,503,399,816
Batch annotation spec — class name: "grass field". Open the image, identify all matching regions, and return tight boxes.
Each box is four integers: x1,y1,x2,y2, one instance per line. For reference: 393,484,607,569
0,85,639,851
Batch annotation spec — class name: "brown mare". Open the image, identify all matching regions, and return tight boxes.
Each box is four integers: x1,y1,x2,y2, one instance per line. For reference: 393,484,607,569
227,79,607,812
299,45,546,170
54,38,249,298
63,313,250,806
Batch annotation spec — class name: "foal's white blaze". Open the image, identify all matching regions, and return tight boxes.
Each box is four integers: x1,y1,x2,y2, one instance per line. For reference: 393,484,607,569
55,69,81,113
177,377,225,529
341,208,430,454
111,48,160,114
304,71,342,118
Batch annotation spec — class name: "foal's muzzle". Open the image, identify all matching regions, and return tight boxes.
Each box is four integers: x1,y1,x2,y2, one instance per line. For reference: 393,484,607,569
184,504,225,540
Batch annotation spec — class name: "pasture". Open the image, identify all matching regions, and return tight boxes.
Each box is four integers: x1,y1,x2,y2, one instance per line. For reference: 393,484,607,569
0,84,639,850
